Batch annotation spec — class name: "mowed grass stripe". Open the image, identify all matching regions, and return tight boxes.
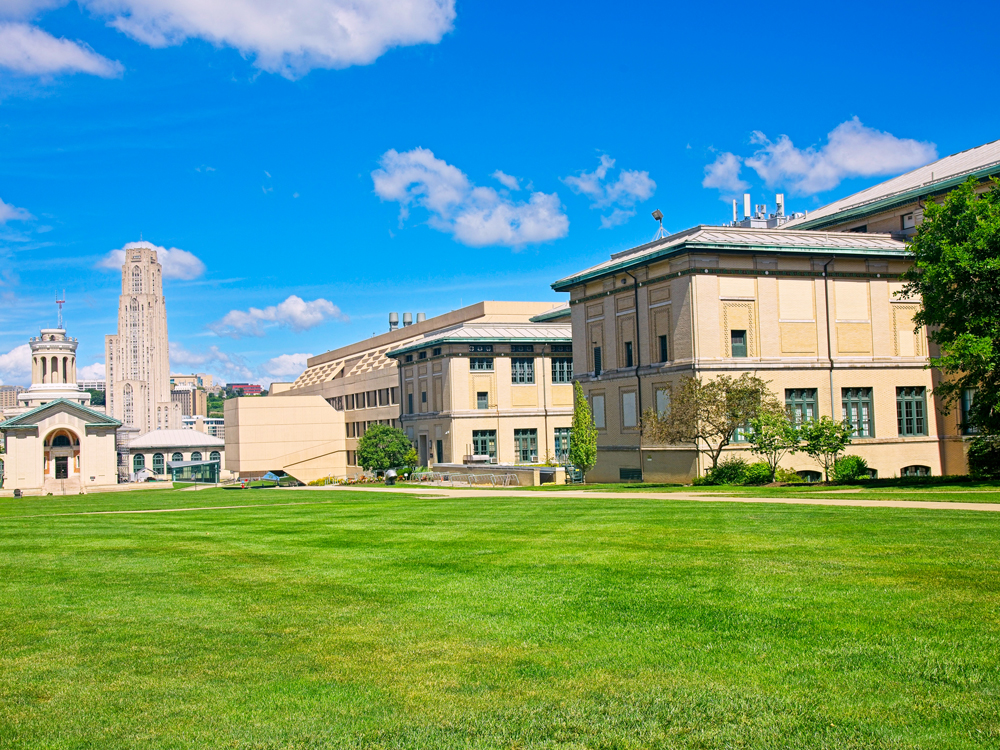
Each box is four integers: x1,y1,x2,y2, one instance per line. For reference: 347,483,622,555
1,489,998,749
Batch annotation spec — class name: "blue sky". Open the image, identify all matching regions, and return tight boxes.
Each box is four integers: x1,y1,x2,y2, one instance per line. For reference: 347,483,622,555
1,0,998,387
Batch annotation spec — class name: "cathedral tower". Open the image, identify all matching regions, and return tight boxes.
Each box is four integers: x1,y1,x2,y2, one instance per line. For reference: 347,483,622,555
105,243,180,434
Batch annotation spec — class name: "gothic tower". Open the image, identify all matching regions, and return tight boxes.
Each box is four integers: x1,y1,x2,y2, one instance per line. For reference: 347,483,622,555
105,243,180,435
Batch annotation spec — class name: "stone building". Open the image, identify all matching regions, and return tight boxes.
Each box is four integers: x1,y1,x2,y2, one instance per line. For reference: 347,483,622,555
551,225,962,482
105,243,181,437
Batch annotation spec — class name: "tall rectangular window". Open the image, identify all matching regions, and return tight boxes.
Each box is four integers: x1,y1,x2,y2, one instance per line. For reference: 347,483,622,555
658,334,669,363
593,346,602,376
390,387,398,405
592,395,606,428
477,391,489,409
436,439,443,463
961,388,978,435
511,358,535,384
786,388,817,425
624,341,634,368
731,330,748,358
407,393,414,414
470,357,494,371
514,428,538,462
842,388,874,437
897,387,927,436
551,357,573,383
622,391,637,428
655,387,670,417
472,430,497,459
553,427,571,461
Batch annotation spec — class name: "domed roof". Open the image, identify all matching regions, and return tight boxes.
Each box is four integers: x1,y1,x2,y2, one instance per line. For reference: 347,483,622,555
129,428,224,449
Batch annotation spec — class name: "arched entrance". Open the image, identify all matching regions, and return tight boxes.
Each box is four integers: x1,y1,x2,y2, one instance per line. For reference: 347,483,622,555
43,428,81,490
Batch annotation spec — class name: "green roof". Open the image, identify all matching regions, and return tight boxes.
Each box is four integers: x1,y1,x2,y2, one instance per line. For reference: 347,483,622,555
0,398,122,430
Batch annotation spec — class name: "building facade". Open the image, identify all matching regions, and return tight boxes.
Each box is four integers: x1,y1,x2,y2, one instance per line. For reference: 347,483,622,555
385,320,574,467
105,243,181,436
127,428,226,483
552,225,965,482
0,386,27,410
170,385,208,417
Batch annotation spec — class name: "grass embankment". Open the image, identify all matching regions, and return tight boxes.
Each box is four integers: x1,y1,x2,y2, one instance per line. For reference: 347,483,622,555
1,488,998,748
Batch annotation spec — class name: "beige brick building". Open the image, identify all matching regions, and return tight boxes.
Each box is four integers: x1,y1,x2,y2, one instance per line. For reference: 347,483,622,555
385,316,573,467
225,301,566,482
552,225,968,483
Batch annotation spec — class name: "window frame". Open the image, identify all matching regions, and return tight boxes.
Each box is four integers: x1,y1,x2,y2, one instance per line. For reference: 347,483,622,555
731,329,748,358
897,387,928,436
471,429,497,459
513,428,538,463
786,388,818,425
469,357,494,371
476,391,489,409
511,357,535,384
551,357,573,384
842,387,874,437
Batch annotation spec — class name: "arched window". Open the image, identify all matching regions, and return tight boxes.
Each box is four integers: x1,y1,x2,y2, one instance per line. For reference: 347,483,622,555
797,470,823,483
901,465,931,477
131,265,142,293
209,451,221,462
51,356,59,383
41,356,47,382
171,452,183,462
191,451,202,461
152,453,164,473
133,454,145,471
51,434,72,447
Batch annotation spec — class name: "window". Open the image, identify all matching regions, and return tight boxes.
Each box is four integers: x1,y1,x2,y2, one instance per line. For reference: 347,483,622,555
433,347,441,356
421,391,427,403
554,427,571,461
901,213,916,230
731,330,747,358
477,391,489,409
786,389,817,425
511,344,534,353
901,465,931,477
551,344,572,353
511,358,534,384
622,391,637,428
469,345,494,353
51,434,72,447
593,346,602,376
655,387,670,417
470,357,494,371
658,334,669,363
551,357,573,383
961,388,978,435
171,452,183,462
133,453,145,471
592,395,606,428
514,428,538,462
897,387,927,436
848,224,868,233
152,453,164,473
624,341,634,368
797,470,822,483
436,439,443,463
620,468,643,481
731,423,750,443
405,354,413,363
418,351,427,360
191,451,202,461
408,393,414,414
842,388,874,437
391,387,399,405
472,430,497,458
210,451,221,462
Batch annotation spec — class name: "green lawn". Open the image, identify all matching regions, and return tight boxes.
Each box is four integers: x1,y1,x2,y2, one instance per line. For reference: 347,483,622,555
1,488,998,749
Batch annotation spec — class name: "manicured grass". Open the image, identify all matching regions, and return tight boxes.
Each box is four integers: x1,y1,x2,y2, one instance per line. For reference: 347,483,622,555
2,488,998,748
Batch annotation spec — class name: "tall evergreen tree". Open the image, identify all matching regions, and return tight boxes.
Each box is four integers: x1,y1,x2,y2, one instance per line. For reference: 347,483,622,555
569,382,598,476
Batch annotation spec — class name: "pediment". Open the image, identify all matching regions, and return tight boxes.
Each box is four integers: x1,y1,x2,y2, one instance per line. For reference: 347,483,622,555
0,398,121,430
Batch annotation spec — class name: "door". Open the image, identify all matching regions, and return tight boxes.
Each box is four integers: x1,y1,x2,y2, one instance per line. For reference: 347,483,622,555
55,456,69,479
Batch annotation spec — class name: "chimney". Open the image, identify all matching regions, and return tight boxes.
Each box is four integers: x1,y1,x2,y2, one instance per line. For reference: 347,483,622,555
776,193,785,217
389,312,399,331
402,312,413,327
743,193,751,221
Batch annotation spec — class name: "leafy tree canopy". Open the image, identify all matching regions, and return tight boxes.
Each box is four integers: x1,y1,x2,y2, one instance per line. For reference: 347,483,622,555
902,177,1000,432
569,381,598,475
747,409,800,482
356,424,413,472
798,417,853,481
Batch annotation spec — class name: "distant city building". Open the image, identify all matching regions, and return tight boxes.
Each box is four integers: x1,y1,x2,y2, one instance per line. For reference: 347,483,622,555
78,380,106,392
105,243,181,435
170,373,214,390
170,385,208,417
183,415,225,440
229,383,263,396
0,386,27,410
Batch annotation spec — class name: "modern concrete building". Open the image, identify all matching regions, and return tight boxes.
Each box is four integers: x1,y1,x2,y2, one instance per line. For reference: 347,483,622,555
105,243,181,436
384,317,573,467
170,385,208,417
183,415,225,440
225,301,566,482
0,386,27,410
552,225,964,482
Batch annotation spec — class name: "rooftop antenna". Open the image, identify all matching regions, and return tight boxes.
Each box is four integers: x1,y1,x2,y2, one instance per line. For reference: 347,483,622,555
651,209,668,240
55,290,65,328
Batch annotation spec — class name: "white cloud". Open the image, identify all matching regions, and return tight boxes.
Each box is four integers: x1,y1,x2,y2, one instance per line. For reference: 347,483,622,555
262,352,312,379
209,295,346,338
98,240,206,280
0,22,123,77
736,118,938,195
74,0,455,79
491,170,520,190
169,341,256,384
702,152,749,198
0,197,33,223
78,361,106,380
0,343,31,385
562,155,656,229
373,147,569,248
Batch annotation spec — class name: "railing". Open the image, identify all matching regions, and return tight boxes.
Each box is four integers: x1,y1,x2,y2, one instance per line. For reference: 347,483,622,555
410,471,520,488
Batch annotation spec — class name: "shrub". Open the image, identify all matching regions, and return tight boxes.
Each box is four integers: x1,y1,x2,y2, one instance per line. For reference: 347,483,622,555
742,462,773,485
967,435,1000,479
708,456,748,485
773,467,804,484
831,455,869,483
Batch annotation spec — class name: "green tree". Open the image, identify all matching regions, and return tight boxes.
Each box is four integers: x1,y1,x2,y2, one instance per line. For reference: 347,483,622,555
569,381,598,475
355,424,412,472
901,177,1000,433
86,389,105,406
798,417,853,481
746,408,800,482
643,374,778,470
